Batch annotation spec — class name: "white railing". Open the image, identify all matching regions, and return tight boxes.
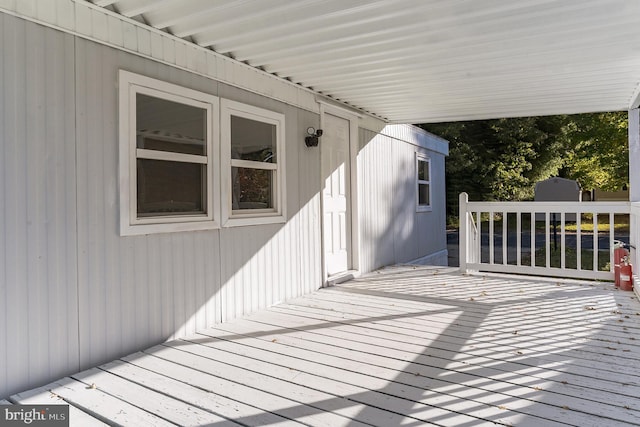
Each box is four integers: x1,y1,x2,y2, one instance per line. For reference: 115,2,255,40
632,202,640,295
459,192,631,281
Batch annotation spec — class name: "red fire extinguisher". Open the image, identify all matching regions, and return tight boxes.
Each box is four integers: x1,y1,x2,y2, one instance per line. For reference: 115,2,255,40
614,244,630,287
620,255,634,291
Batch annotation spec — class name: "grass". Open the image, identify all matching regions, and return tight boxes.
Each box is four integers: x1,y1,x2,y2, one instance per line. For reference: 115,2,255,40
520,246,610,271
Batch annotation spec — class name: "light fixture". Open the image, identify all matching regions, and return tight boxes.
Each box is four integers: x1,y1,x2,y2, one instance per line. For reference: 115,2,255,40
305,127,323,147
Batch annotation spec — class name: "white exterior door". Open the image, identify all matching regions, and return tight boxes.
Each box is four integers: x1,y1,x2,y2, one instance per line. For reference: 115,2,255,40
322,113,352,276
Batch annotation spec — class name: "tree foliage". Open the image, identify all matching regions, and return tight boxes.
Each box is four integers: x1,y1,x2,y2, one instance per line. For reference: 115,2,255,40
419,112,629,216
561,112,628,191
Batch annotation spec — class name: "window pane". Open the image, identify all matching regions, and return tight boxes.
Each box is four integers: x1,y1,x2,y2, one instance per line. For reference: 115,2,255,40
136,94,206,155
231,115,276,163
232,167,273,210
418,183,430,206
137,159,205,215
418,159,429,181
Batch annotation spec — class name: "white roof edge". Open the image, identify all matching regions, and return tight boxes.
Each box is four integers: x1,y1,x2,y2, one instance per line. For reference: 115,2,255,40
316,99,364,118
380,124,449,156
0,2,386,122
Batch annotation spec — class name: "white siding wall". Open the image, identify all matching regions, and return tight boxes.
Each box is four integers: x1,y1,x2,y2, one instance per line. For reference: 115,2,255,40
0,14,323,397
0,11,446,398
358,127,448,273
0,15,79,397
74,38,225,369
74,38,323,364
358,130,396,272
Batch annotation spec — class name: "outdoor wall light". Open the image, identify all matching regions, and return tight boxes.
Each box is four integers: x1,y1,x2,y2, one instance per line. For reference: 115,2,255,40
305,127,323,147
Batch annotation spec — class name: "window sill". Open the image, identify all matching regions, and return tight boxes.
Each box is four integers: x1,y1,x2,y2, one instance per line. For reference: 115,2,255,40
223,213,286,228
417,206,433,213
120,219,220,236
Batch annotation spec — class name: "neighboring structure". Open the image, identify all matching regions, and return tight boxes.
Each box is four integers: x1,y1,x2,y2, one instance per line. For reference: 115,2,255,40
0,9,448,398
534,177,582,221
534,177,582,203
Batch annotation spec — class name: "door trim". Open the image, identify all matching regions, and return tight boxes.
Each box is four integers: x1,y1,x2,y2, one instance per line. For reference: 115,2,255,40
320,103,360,286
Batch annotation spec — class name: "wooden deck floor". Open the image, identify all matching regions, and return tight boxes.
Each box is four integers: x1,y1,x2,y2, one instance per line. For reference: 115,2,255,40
6,266,640,426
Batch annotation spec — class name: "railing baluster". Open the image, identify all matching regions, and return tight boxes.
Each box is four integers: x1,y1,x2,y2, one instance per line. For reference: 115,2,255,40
489,211,494,265
476,211,481,264
593,213,598,271
517,212,522,266
503,211,507,265
545,212,551,269
609,212,615,274
561,212,566,270
577,212,582,272
530,211,535,267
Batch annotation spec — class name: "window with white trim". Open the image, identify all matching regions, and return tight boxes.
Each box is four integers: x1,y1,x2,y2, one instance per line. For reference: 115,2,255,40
221,99,286,226
119,70,220,235
416,154,432,211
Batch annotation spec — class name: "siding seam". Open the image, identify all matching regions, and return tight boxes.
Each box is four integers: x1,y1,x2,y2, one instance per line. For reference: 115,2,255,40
73,32,81,374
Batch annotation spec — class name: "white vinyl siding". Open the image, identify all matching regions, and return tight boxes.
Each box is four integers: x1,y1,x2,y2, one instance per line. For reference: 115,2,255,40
0,10,447,400
119,70,220,235
358,128,448,272
221,99,286,227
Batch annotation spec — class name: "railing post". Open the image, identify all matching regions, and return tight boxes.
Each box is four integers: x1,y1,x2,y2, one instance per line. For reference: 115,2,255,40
629,109,640,294
459,192,469,273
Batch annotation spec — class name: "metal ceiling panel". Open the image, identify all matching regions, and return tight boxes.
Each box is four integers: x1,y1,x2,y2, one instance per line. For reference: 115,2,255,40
89,0,640,123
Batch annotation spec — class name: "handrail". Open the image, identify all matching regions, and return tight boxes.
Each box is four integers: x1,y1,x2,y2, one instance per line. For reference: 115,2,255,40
463,200,630,213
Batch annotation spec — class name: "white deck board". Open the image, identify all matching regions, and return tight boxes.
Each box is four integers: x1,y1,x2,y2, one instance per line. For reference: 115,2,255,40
253,304,638,424
239,310,636,426
119,351,372,427
192,327,559,427
7,266,640,426
71,367,238,426
274,295,640,378
207,317,635,410
143,344,394,427
169,336,492,426
99,359,293,426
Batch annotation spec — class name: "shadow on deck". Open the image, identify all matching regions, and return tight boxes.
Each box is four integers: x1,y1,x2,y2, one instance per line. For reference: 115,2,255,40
6,265,640,426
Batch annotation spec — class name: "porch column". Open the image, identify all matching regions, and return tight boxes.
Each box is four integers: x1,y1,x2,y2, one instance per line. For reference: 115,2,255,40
630,109,640,202
629,109,640,294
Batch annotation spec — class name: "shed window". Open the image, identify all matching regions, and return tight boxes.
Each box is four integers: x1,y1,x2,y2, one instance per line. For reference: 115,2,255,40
119,71,220,235
417,154,431,211
222,100,286,226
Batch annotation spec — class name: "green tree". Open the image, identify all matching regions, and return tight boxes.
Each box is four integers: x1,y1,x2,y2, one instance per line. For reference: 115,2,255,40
561,112,628,191
420,112,629,218
420,116,566,215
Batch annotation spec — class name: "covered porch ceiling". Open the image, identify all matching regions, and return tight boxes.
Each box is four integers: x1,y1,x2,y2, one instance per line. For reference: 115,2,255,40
90,0,640,123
